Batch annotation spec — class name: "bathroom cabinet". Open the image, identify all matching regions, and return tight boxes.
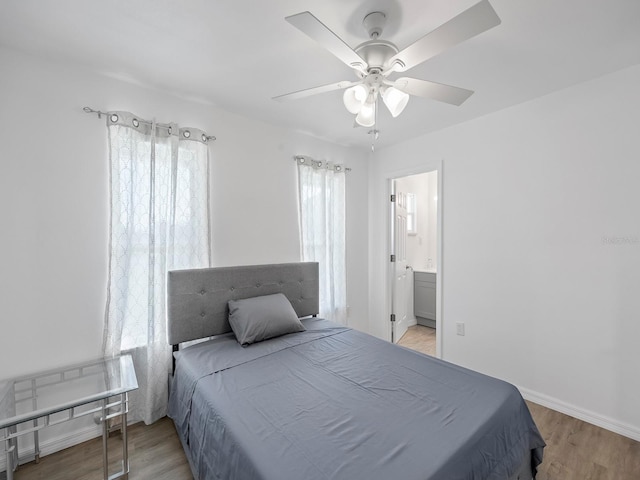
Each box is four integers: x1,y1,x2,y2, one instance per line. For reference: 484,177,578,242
414,271,436,328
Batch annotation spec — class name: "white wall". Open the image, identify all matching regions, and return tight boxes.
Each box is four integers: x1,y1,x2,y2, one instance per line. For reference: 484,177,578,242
0,45,369,461
397,170,438,271
369,64,640,440
425,171,437,268
396,173,428,271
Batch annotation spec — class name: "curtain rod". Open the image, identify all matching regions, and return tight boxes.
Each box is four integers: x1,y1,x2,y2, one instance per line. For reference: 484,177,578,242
83,106,216,142
294,156,351,172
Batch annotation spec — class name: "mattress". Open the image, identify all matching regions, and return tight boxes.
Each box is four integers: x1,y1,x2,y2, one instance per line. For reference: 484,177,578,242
169,318,544,480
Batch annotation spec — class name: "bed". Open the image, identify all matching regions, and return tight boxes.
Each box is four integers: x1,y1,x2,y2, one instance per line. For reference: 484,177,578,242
167,262,544,480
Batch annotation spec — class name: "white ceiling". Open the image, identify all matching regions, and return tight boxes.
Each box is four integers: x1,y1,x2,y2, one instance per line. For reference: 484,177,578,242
2,0,640,150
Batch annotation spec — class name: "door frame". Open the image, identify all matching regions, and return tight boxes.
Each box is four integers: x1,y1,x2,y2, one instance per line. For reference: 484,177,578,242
386,160,444,358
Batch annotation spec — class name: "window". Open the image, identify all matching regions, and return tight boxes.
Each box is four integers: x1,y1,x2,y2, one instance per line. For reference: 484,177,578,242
406,192,417,235
102,111,211,424
296,157,347,324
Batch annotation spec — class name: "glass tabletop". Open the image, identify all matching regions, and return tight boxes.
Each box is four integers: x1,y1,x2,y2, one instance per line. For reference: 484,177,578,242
0,355,138,429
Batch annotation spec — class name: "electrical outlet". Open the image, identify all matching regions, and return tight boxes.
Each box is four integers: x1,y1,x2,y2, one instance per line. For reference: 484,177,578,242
456,322,465,336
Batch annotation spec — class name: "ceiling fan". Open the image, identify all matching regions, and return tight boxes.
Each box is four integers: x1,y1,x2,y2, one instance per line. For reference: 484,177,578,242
273,0,501,128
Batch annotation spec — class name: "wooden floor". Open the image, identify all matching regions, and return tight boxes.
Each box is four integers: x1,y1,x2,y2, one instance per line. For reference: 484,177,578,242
11,418,192,480
10,327,640,479
398,324,437,356
527,402,640,480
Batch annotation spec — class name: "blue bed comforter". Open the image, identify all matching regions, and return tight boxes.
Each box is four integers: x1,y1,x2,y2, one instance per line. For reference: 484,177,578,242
169,318,544,480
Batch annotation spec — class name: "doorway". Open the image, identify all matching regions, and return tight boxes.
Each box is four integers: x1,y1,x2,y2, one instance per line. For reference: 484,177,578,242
389,167,442,357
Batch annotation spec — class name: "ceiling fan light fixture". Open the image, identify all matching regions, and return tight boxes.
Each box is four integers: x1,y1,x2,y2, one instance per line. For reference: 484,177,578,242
343,84,368,114
279,3,502,133
382,86,410,117
355,100,376,127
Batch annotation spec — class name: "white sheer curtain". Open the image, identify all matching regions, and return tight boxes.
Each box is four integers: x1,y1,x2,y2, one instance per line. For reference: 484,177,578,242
103,111,210,425
297,156,347,324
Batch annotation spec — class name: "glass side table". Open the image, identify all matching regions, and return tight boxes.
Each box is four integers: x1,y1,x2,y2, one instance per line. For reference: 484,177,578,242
0,355,138,480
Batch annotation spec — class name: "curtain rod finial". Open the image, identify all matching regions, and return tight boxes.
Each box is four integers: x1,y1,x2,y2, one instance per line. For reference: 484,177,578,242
83,106,102,118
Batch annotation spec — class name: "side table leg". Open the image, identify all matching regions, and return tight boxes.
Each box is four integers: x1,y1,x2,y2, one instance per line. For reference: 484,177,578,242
33,427,40,464
32,379,39,464
4,431,14,480
102,399,109,480
121,393,129,479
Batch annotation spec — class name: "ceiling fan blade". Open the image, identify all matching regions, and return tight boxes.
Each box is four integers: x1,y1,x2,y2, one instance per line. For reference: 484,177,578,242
286,12,367,72
394,77,474,106
273,80,358,102
389,0,501,73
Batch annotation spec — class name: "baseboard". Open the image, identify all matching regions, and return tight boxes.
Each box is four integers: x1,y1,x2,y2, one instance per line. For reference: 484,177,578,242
416,316,436,329
0,424,102,473
518,385,640,442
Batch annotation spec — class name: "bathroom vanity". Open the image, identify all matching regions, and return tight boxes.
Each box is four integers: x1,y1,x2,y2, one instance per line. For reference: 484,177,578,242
414,270,436,328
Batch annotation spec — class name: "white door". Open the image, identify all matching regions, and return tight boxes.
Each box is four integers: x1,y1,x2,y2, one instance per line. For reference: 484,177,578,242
392,190,409,343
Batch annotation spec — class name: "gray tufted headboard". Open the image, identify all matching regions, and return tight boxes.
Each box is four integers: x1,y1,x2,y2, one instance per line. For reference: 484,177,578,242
167,262,319,345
